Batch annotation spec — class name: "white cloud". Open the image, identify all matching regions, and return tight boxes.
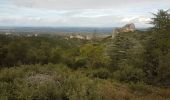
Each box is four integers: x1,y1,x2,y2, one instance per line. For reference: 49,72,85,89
121,16,151,23
138,17,152,23
0,0,169,27
11,0,170,10
0,16,67,26
121,17,137,23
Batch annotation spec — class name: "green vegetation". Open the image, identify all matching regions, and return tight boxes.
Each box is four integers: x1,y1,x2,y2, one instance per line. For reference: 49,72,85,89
143,10,170,86
0,9,170,100
1,64,170,100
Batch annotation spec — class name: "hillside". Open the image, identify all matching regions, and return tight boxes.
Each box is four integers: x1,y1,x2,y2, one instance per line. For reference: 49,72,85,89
0,9,170,100
1,64,170,100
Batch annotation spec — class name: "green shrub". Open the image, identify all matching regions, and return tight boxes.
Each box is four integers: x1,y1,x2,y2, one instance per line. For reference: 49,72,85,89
1,64,170,100
0,64,103,100
18,81,62,100
113,66,145,83
85,68,111,79
128,82,152,96
0,67,24,83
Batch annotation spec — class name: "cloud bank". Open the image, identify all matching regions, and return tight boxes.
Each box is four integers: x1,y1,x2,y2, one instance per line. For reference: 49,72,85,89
0,0,170,27
12,0,170,10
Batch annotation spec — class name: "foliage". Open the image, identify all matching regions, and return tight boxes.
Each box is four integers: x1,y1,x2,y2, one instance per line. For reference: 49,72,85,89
143,9,170,86
113,65,145,83
109,32,143,70
79,44,110,68
0,64,170,100
86,68,111,79
0,9,170,99
151,9,170,30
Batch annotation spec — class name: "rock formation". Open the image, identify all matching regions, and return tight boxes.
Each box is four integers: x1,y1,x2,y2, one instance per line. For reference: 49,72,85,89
121,23,135,32
112,23,135,38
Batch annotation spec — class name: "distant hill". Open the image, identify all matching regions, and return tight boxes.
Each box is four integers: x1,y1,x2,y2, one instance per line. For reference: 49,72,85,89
0,27,149,35
0,27,116,34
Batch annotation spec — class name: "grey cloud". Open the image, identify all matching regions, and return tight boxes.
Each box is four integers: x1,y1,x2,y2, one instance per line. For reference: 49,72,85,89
0,16,66,26
11,0,170,10
0,14,123,27
2,0,169,27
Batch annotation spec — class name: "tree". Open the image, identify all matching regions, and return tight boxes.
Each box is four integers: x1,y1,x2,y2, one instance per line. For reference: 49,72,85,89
37,42,51,64
79,44,110,68
109,32,135,69
5,40,29,66
26,48,38,64
144,9,170,85
49,48,63,64
151,9,170,30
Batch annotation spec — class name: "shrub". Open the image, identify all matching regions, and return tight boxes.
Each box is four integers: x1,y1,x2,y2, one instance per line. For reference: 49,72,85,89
88,68,111,79
128,82,152,96
0,67,24,83
18,81,62,100
113,65,145,83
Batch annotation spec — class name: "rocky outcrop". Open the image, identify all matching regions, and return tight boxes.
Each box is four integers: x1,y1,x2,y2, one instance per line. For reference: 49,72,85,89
122,23,135,32
117,23,135,33
112,23,135,38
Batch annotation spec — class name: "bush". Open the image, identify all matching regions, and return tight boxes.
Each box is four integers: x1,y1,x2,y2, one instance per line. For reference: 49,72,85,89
113,65,145,83
18,81,62,100
0,64,170,100
0,64,103,100
88,68,111,79
128,82,152,96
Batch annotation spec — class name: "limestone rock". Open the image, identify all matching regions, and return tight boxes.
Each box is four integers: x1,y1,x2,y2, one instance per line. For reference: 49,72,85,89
112,23,135,38
121,23,135,33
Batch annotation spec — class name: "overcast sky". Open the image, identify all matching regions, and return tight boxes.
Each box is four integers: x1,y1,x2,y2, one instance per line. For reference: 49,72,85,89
0,0,170,27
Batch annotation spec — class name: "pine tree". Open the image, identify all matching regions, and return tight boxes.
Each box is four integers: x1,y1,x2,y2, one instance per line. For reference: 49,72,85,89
144,9,170,85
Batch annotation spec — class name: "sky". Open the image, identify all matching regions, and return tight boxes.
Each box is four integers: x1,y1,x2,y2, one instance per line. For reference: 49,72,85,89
0,0,170,28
